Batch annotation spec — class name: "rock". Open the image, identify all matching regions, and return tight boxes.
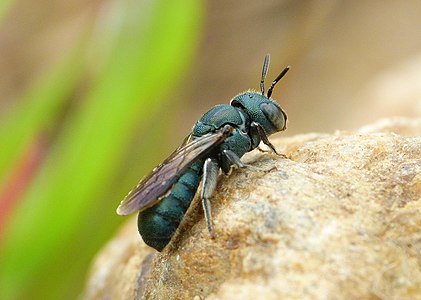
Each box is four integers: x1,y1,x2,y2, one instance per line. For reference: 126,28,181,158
82,117,421,300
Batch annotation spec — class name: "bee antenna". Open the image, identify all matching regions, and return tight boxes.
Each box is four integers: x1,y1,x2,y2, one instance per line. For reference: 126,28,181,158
260,54,270,95
267,65,290,98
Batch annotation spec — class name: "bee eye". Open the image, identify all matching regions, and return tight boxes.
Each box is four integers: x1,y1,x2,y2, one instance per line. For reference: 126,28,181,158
260,102,287,132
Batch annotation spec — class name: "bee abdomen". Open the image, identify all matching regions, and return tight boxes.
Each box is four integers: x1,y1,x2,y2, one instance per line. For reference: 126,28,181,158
137,161,203,251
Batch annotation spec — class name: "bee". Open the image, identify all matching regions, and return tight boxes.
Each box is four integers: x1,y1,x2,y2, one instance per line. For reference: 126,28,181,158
117,55,289,251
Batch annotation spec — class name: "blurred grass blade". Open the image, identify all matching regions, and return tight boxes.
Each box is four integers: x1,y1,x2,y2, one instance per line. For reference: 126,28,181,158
0,44,85,186
0,0,203,299
0,0,13,22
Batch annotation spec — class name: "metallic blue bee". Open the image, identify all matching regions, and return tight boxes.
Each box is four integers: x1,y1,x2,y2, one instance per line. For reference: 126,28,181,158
117,55,289,251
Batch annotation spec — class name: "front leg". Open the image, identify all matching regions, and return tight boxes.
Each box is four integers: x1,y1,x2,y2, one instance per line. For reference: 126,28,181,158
201,158,220,238
250,122,286,157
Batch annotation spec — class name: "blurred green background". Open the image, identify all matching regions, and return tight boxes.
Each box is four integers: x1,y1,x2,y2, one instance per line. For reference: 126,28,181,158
1,1,421,299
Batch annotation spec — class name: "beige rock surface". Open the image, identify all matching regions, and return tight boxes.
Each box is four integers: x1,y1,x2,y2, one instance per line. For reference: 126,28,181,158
82,117,421,300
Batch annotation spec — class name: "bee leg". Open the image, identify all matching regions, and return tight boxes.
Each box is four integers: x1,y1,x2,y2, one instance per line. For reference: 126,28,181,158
256,146,270,153
223,149,275,172
250,122,286,158
201,158,220,238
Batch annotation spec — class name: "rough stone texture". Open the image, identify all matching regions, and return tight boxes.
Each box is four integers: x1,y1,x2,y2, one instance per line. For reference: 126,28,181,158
82,117,421,300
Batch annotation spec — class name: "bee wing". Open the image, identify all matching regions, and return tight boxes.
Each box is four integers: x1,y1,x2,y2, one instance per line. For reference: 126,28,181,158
116,125,233,215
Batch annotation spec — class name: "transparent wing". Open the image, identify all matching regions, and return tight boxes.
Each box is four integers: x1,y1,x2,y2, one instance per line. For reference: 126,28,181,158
116,125,233,215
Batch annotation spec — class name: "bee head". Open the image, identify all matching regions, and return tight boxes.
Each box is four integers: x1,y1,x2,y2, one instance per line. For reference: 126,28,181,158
230,55,289,135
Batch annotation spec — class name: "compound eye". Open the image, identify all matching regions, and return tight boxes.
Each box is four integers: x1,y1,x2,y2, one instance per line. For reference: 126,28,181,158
260,102,287,132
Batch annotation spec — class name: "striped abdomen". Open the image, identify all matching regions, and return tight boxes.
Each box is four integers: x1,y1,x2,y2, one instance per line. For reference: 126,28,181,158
137,160,203,251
